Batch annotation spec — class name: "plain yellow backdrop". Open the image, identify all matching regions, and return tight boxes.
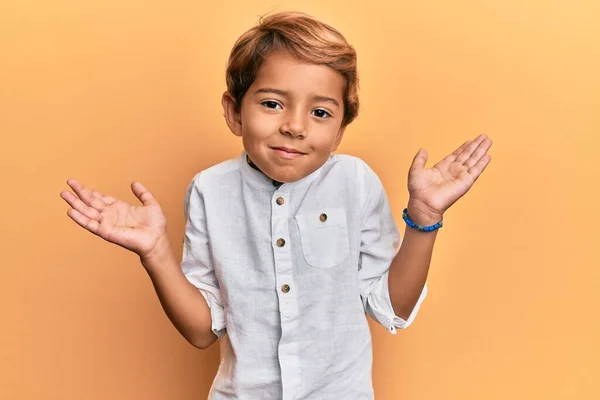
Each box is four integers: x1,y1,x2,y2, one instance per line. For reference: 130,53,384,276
1,0,599,399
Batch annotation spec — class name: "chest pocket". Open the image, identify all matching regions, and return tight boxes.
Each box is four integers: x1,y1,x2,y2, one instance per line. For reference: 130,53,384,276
294,208,350,269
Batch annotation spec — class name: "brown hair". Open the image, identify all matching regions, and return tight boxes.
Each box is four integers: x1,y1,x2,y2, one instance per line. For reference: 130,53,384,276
225,11,359,127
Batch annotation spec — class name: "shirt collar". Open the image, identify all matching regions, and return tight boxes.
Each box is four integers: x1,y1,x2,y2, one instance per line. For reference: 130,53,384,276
239,151,325,192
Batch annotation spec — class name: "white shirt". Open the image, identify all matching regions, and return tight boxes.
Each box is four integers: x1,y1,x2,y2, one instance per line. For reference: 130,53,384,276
181,152,427,400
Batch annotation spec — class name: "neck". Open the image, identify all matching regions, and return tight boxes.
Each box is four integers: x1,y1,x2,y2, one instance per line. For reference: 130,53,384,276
246,155,283,187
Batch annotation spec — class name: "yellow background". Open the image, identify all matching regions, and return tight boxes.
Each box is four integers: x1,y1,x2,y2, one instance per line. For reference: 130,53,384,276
2,0,598,399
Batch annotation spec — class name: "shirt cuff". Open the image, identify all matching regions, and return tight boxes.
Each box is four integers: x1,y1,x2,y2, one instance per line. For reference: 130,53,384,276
364,273,428,334
199,290,227,338
388,283,427,333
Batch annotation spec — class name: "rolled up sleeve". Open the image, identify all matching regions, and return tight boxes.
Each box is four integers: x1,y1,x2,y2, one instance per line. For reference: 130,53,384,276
181,173,226,338
363,274,427,332
357,163,427,333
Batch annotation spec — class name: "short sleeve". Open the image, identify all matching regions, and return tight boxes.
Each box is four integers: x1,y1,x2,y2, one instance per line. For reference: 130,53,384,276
181,173,226,338
357,162,427,333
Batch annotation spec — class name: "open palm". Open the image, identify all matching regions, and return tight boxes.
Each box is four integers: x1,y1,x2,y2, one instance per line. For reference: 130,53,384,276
407,134,492,217
60,179,167,258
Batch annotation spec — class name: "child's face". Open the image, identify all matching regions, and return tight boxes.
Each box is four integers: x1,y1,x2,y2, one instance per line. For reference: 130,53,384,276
222,52,346,183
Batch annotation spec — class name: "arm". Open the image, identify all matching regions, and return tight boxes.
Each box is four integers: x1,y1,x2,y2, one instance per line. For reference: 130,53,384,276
141,236,217,350
387,202,439,321
389,134,492,319
142,172,225,349
60,175,222,350
357,165,428,333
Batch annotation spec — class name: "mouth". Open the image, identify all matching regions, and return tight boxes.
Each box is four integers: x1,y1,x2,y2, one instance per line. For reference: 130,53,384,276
270,146,307,159
271,146,305,154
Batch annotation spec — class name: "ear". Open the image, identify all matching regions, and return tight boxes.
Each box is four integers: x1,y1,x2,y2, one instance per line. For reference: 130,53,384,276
221,91,242,137
331,125,346,151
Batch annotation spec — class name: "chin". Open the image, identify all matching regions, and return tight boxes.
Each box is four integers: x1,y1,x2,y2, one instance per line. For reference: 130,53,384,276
266,164,310,182
268,171,301,183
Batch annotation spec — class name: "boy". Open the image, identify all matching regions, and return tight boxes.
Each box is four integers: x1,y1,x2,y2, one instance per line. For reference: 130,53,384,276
60,11,492,399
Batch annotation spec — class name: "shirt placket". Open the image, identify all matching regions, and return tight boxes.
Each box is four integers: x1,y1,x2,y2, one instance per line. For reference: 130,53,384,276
271,189,301,400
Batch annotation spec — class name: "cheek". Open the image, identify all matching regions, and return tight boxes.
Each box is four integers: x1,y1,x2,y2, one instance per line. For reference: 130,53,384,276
242,108,277,138
311,125,341,149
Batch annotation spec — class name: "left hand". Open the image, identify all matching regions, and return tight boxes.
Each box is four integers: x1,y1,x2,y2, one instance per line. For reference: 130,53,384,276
406,134,493,225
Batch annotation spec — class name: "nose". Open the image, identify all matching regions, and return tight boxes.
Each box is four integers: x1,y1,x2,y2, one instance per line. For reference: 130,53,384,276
280,109,307,138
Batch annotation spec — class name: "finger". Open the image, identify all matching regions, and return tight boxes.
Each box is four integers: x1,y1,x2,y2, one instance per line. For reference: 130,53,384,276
464,134,487,147
464,138,493,168
66,208,100,235
131,182,158,207
67,179,106,212
443,141,470,164
60,190,101,221
467,153,492,180
445,134,489,164
92,190,117,206
471,134,487,144
409,148,428,173
455,135,489,164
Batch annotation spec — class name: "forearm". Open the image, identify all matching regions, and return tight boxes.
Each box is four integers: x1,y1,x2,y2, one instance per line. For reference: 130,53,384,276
388,205,440,320
140,235,217,349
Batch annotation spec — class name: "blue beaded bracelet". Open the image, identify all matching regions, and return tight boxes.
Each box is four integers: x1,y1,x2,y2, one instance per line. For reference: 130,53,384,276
402,208,443,232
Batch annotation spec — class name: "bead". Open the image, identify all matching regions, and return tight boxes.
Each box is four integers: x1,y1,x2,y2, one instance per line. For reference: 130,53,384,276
402,206,443,232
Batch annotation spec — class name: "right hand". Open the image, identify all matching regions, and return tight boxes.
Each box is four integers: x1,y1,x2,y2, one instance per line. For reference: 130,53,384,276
60,179,168,259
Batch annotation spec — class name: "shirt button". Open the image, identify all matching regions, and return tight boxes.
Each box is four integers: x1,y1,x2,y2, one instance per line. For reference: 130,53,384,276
281,284,290,293
320,213,328,222
276,238,286,247
276,197,285,205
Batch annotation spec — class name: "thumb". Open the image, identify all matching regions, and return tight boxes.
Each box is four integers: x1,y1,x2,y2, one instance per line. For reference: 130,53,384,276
409,148,428,173
131,181,158,207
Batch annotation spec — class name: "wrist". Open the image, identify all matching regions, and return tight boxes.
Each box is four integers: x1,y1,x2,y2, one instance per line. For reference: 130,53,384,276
406,199,443,226
140,234,175,271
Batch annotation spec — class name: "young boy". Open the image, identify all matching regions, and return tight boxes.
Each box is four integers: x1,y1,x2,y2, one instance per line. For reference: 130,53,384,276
60,11,492,399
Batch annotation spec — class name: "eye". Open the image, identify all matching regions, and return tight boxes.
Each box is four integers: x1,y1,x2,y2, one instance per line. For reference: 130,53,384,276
261,101,282,110
312,109,331,119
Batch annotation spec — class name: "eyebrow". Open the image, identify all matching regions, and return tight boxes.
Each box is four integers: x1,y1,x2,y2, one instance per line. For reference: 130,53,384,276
254,88,340,107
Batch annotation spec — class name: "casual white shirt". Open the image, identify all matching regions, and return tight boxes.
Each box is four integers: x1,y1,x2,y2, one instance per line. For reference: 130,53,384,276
181,152,427,400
